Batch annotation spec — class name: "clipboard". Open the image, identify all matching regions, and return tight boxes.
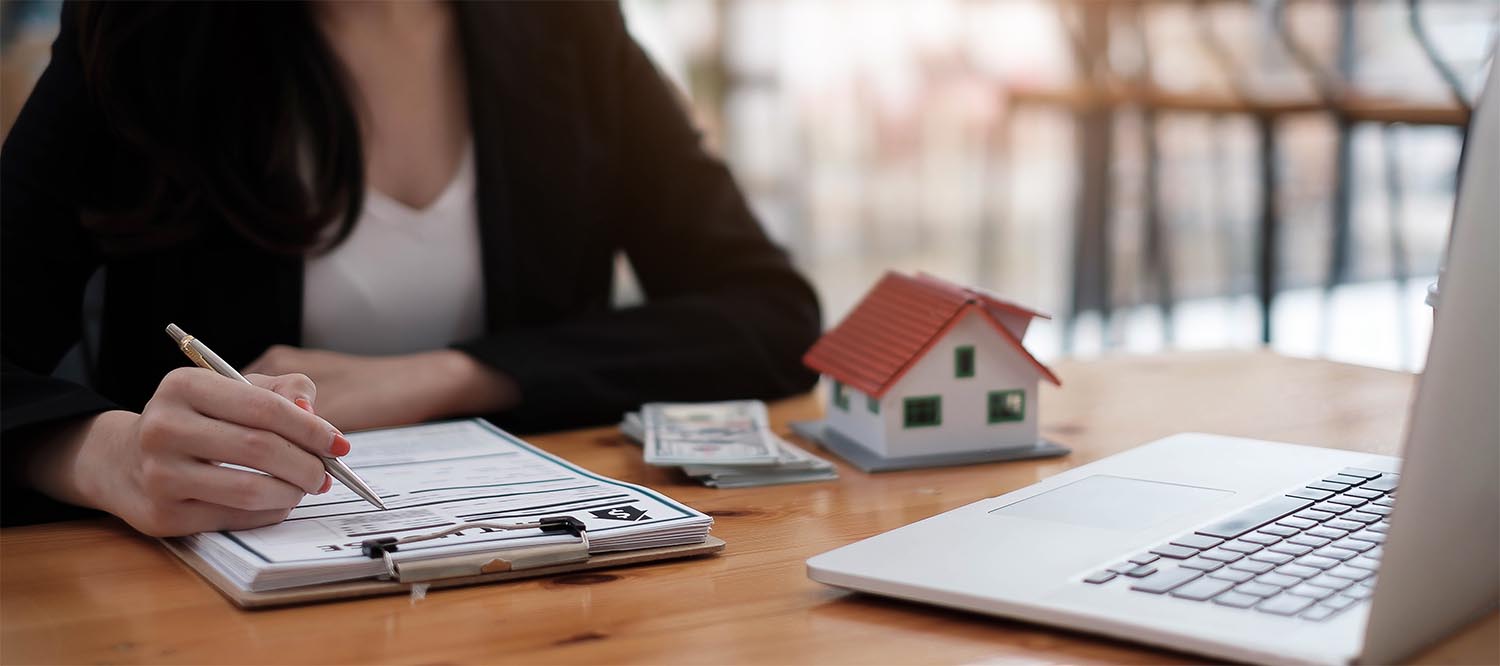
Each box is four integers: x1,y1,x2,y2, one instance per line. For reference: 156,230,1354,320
162,520,726,609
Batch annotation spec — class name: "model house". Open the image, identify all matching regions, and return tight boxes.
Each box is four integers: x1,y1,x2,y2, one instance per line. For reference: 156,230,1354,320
802,271,1060,462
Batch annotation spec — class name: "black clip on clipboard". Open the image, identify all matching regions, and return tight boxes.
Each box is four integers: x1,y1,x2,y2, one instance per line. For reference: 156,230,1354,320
358,516,591,584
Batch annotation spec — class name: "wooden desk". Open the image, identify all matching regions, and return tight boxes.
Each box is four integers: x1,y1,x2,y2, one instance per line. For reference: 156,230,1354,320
4,351,1495,664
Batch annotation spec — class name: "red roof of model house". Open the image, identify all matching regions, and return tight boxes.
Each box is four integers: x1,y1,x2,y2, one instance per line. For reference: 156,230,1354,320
802,271,1060,399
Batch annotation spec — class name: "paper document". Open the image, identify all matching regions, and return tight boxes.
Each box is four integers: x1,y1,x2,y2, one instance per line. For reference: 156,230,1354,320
179,419,712,592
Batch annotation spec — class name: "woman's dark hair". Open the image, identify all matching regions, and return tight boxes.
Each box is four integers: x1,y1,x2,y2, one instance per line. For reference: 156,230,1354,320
74,2,362,255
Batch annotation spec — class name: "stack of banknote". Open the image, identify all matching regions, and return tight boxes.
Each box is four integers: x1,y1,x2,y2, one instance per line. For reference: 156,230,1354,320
620,400,838,488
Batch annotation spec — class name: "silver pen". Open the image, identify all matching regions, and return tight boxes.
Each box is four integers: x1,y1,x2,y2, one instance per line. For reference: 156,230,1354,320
165,323,387,511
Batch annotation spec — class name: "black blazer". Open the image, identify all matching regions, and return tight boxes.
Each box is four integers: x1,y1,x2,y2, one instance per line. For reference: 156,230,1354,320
1,3,821,524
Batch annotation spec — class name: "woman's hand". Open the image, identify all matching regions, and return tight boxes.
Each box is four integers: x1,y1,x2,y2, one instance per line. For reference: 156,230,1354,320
245,347,518,432
26,369,350,537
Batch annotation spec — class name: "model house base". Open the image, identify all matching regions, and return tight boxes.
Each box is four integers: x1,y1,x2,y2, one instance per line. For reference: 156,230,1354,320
790,419,1069,472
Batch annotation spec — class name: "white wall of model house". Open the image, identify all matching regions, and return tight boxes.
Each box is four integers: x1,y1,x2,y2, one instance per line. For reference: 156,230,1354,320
824,309,1042,457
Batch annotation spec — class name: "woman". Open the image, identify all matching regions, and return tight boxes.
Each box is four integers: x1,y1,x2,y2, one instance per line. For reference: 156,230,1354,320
1,2,820,534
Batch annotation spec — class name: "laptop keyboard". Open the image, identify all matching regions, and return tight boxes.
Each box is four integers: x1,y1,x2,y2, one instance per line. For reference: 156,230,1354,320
1083,467,1397,622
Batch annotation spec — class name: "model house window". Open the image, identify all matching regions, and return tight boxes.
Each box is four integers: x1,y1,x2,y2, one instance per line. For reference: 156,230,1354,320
988,389,1025,423
833,381,849,411
867,396,880,414
903,396,942,428
954,346,975,378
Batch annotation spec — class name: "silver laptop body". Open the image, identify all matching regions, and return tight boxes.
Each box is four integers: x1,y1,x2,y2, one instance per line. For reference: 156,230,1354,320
806,59,1498,666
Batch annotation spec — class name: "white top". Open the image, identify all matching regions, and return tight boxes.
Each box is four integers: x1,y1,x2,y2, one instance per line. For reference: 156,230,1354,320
301,146,485,355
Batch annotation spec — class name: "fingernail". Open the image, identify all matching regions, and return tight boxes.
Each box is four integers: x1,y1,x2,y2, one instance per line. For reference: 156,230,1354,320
330,433,351,457
295,397,315,415
318,474,333,494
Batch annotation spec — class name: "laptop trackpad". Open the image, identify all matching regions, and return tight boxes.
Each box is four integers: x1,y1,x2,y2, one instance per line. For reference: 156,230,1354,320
989,474,1233,530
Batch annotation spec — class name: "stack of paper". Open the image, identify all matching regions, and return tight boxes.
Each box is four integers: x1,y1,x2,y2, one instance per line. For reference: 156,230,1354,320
623,400,838,488
178,420,713,592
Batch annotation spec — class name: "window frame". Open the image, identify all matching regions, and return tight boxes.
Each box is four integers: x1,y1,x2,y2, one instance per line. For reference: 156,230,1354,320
833,380,849,411
902,395,943,428
987,389,1026,424
954,345,976,379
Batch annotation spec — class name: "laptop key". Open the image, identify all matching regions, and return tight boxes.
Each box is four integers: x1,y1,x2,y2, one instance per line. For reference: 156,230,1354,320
1241,531,1283,545
1170,577,1236,601
1313,546,1359,561
1332,538,1374,553
1325,564,1373,581
1212,591,1261,608
1277,516,1318,530
1129,553,1161,565
1084,571,1117,584
1338,467,1384,480
1367,522,1389,534
1325,495,1367,508
1307,526,1349,540
1247,551,1295,566
1130,567,1202,594
1360,505,1392,517
1311,502,1353,515
1149,544,1198,559
1287,583,1336,600
1365,545,1384,559
1322,595,1359,611
1200,548,1244,563
1170,534,1225,550
1288,534,1332,548
1220,540,1264,554
1123,565,1158,578
1209,568,1257,584
1255,572,1302,589
1293,509,1336,522
1326,518,1365,531
1258,594,1316,616
1361,474,1399,492
1372,497,1395,508
1268,542,1314,557
1276,563,1322,579
1294,554,1342,570
1345,556,1380,571
1345,488,1384,500
1342,586,1374,600
1197,496,1313,539
1232,559,1278,574
1235,582,1282,598
1301,605,1337,621
1181,556,1225,572
1305,573,1356,590
1323,474,1368,486
1306,481,1348,493
1287,488,1335,502
1343,512,1382,524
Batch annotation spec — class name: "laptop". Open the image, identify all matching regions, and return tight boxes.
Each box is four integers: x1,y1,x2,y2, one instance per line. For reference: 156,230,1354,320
806,60,1498,665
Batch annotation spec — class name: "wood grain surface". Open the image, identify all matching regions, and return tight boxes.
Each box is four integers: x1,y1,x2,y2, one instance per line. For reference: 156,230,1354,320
3,351,1495,665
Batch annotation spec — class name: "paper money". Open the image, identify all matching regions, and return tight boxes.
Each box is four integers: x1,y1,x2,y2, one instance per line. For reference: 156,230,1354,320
683,438,838,488
681,437,831,475
642,401,782,466
624,401,839,488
